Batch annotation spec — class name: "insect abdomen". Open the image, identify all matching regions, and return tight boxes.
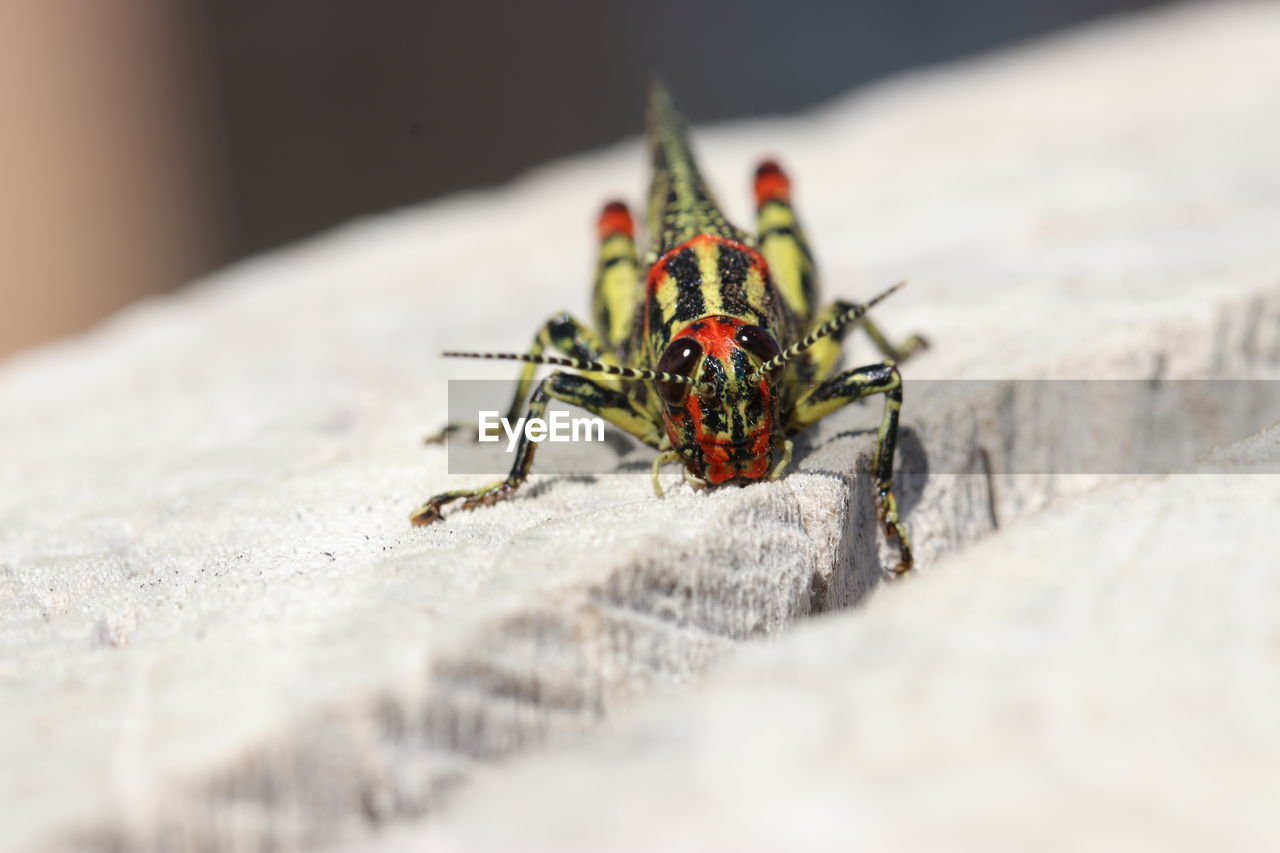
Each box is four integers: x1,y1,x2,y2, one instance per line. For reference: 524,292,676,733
645,83,751,260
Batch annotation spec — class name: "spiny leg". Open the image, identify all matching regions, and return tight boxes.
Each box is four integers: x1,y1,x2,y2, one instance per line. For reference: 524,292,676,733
754,159,927,374
423,311,618,444
411,371,662,525
833,299,927,364
788,361,914,574
796,299,928,385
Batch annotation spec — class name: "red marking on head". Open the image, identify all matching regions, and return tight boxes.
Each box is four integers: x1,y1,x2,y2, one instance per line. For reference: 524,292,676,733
597,200,634,240
697,430,773,484
754,160,791,206
666,315,777,483
674,315,740,359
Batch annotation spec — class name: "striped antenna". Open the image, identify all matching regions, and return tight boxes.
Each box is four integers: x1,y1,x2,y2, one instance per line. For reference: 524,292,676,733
442,351,702,386
751,281,907,379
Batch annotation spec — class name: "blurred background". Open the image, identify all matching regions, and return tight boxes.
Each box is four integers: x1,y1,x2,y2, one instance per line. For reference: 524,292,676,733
0,0,1171,361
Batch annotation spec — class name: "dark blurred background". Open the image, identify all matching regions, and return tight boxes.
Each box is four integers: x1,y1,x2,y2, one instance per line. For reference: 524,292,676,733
1,0,1170,359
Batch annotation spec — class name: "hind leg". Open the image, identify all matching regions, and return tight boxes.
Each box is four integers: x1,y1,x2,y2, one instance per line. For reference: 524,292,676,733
754,159,926,379
427,200,643,444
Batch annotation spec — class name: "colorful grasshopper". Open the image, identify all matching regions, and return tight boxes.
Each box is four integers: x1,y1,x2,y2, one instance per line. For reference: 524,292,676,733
412,84,924,573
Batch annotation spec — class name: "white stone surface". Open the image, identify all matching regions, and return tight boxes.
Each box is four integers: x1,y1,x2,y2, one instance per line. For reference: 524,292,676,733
2,2,1279,850
404,453,1280,853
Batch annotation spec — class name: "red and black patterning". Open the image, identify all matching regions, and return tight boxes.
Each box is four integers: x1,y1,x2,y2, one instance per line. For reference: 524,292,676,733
413,83,926,573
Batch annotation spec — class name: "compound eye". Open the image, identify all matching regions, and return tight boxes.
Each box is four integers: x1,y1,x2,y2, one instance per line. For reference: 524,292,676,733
735,325,782,373
656,339,703,406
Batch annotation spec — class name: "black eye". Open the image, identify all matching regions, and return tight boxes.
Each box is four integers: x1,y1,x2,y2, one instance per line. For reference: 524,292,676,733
656,339,703,406
735,325,781,372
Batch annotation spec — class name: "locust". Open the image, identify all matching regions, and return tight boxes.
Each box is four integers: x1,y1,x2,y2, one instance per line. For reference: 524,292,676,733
411,84,925,573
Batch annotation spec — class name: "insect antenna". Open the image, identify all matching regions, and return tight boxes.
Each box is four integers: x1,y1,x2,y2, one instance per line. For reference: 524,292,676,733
442,350,702,387
752,281,907,379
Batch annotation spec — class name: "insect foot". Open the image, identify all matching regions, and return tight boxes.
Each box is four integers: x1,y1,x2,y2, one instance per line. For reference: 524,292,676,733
409,479,524,526
423,423,483,445
897,333,931,361
460,481,519,510
877,488,915,575
408,501,444,526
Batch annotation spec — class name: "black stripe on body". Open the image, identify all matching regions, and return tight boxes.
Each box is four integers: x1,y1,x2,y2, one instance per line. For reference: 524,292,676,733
647,292,665,342
668,249,706,321
698,358,728,436
735,350,766,427
727,349,755,444
646,84,750,256
716,244,752,316
681,411,698,462
728,403,746,445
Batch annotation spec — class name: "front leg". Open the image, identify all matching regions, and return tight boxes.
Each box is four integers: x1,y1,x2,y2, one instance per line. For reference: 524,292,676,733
789,361,913,574
424,311,618,444
411,371,661,525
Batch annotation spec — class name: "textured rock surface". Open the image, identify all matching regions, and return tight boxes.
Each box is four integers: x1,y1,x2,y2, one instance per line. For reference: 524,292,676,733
399,441,1280,853
2,2,1279,850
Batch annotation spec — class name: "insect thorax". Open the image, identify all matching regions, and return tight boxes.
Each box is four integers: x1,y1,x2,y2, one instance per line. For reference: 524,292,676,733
641,234,791,357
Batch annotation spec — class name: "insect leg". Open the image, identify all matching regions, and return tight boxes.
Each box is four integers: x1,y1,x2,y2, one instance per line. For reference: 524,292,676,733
788,299,927,388
591,200,643,354
768,438,794,480
411,371,663,525
754,160,819,327
502,313,621,423
427,200,643,445
754,160,926,369
832,299,928,364
788,362,914,573
651,449,681,496
424,311,619,444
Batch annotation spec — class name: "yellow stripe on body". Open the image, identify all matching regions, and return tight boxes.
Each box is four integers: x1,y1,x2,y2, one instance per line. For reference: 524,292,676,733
642,236,790,360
